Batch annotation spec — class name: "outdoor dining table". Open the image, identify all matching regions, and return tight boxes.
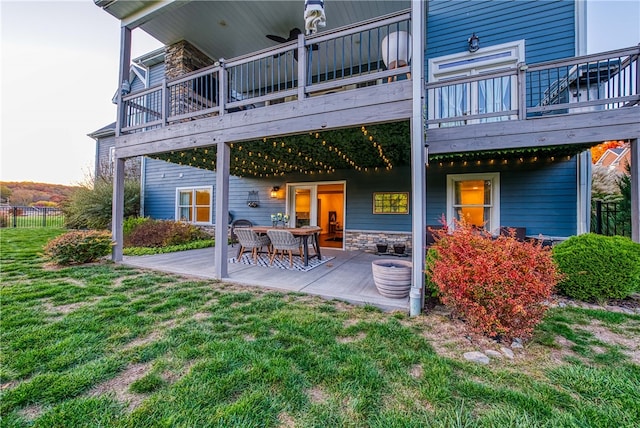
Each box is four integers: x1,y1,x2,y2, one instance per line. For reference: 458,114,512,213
250,226,322,267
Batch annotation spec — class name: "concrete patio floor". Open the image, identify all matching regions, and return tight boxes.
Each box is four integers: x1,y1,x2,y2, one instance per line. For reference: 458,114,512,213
121,245,410,312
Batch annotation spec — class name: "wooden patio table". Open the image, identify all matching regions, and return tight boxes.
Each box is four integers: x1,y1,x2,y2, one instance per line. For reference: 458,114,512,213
250,226,322,267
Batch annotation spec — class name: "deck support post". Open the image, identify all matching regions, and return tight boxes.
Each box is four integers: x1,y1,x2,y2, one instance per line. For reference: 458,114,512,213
112,25,131,261
631,138,639,243
409,0,426,316
214,141,230,278
112,157,125,261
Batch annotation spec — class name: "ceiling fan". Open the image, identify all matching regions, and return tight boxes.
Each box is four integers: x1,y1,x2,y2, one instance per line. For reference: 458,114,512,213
266,27,319,61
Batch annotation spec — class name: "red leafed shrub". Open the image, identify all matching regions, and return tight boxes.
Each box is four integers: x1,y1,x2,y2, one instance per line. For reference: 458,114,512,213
124,219,210,248
426,220,561,341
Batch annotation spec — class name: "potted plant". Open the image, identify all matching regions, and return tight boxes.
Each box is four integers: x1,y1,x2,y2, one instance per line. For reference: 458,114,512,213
376,242,388,253
393,243,406,255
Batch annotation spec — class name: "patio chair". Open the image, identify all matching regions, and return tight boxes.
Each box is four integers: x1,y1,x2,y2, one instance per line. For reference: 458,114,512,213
267,229,303,268
235,228,271,264
230,219,253,246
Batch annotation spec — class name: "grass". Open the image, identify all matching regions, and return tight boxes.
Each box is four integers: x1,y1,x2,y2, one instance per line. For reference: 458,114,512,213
1,228,639,427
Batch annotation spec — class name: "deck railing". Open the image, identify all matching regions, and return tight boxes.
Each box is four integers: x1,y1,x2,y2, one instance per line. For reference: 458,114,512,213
119,10,411,134
426,45,639,127
119,11,638,134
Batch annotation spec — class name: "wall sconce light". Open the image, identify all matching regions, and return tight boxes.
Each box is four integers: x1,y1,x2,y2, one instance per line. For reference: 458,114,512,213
468,33,480,52
270,186,280,198
247,190,259,208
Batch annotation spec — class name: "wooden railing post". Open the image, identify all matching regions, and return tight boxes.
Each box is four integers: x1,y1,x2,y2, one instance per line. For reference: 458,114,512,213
297,34,306,101
218,63,226,116
517,62,528,120
162,78,168,126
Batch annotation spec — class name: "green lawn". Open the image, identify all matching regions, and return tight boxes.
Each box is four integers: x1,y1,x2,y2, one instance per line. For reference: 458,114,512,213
1,228,639,427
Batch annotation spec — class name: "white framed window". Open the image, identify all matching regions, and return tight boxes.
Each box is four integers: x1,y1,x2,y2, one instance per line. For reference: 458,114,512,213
428,40,525,127
447,173,500,233
175,186,213,224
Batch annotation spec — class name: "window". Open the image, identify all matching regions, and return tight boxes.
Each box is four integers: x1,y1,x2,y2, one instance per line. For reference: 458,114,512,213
176,186,213,223
447,173,500,232
428,40,524,127
373,192,409,214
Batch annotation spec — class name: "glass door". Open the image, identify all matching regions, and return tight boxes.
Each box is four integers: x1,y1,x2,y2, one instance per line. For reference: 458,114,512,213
288,185,316,228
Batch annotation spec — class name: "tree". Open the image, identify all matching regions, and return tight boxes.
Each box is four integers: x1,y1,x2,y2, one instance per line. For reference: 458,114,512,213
0,185,12,203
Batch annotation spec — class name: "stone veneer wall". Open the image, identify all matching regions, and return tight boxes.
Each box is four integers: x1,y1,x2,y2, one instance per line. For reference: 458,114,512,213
165,40,215,79
344,230,412,253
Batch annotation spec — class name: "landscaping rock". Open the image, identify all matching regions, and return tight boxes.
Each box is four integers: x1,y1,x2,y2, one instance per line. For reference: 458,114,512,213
511,338,524,350
463,351,490,364
500,347,515,359
484,349,503,359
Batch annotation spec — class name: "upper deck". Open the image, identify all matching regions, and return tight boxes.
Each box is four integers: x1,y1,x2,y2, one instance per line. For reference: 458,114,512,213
115,10,639,159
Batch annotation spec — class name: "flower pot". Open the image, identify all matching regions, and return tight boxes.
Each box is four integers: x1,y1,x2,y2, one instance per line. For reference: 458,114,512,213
371,259,412,298
376,243,388,253
393,244,406,255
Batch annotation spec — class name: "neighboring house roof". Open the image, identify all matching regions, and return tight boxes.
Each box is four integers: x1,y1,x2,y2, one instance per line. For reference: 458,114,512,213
596,146,630,173
88,122,116,139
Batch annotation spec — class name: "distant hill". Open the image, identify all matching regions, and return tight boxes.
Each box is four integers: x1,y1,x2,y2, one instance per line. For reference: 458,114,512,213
0,181,80,207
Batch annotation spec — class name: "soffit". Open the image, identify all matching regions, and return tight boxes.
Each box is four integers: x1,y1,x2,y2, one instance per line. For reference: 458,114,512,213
136,0,409,61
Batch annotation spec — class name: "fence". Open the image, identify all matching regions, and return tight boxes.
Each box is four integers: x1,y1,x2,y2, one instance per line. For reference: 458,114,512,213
591,200,631,237
0,206,65,228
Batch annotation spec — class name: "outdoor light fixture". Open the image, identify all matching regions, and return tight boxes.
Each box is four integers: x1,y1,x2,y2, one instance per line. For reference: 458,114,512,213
247,190,260,208
381,31,412,81
270,186,280,198
468,33,480,52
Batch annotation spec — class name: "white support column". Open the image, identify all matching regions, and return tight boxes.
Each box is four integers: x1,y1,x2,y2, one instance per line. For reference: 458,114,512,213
409,0,427,316
112,157,125,261
631,139,639,243
214,142,230,278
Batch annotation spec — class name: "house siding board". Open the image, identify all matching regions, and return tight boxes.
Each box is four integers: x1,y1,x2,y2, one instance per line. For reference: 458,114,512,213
149,63,165,86
144,153,578,237
427,0,575,65
425,157,578,236
143,158,216,221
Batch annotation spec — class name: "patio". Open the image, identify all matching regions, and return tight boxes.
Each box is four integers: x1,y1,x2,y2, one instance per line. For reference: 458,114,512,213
121,246,410,312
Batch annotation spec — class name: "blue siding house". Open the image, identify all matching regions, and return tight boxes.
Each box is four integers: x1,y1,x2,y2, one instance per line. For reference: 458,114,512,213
93,0,639,311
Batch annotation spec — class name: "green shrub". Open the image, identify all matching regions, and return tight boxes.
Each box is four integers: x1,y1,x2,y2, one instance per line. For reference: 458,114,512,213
62,177,140,230
43,230,113,265
123,216,152,238
552,233,640,302
124,219,210,248
427,220,561,341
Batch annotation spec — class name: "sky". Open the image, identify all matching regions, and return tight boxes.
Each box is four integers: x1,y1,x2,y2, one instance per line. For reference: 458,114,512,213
1,0,639,186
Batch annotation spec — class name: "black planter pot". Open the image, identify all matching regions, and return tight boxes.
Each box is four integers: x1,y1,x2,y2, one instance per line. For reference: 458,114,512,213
376,243,388,253
393,244,406,255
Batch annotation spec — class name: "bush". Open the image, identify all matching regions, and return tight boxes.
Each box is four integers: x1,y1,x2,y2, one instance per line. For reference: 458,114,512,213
552,233,640,302
427,220,561,341
62,177,140,230
43,230,113,265
124,219,210,248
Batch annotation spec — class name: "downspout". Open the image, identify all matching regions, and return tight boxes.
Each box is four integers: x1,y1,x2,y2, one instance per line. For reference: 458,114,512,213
409,0,427,316
576,150,591,234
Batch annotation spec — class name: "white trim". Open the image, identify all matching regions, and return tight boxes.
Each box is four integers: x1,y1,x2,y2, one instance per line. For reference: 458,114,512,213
446,172,500,233
575,0,587,56
428,39,525,82
285,180,347,248
175,185,214,224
